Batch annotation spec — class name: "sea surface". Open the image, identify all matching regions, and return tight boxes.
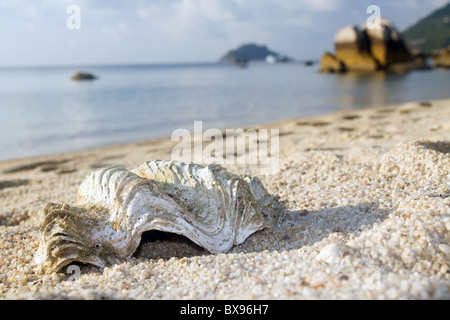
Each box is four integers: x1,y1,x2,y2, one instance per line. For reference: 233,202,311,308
0,62,449,160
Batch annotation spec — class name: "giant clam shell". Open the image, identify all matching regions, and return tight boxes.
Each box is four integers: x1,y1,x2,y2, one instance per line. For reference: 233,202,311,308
35,160,286,274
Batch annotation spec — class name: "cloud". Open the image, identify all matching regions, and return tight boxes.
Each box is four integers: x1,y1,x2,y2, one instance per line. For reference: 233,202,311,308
0,0,448,65
101,21,129,42
304,0,342,11
133,0,344,59
136,0,235,44
135,0,313,43
283,17,313,28
233,0,342,12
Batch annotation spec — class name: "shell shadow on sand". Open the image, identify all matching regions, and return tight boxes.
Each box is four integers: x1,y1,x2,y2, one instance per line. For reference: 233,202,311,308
133,203,392,261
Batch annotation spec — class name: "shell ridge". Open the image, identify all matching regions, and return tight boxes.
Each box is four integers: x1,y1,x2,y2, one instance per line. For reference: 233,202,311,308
121,178,158,232
137,161,234,246
97,165,116,202
172,162,234,238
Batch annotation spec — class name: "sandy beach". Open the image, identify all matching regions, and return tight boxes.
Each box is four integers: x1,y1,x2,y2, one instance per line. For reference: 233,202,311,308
0,98,449,300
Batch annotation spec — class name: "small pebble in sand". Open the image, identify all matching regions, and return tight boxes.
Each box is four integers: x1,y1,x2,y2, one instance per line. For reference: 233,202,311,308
315,243,350,263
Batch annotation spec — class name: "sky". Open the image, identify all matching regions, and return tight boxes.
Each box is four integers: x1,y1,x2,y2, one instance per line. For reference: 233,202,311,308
0,0,448,66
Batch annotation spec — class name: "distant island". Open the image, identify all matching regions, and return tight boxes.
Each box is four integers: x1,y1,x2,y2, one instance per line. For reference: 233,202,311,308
219,43,291,64
403,2,450,54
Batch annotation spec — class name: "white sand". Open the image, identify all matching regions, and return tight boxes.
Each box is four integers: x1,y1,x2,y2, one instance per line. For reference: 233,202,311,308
0,99,449,299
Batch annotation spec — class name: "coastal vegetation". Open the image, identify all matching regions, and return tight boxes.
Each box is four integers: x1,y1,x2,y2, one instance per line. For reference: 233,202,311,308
403,3,450,54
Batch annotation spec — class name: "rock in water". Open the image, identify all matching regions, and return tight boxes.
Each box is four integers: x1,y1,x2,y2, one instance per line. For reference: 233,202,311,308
320,18,425,73
334,25,379,72
71,72,97,81
34,160,286,274
433,46,450,68
364,19,412,68
319,52,346,73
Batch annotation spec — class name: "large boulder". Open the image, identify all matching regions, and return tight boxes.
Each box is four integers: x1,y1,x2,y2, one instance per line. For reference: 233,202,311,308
319,52,346,73
334,25,379,72
320,19,425,73
364,19,411,68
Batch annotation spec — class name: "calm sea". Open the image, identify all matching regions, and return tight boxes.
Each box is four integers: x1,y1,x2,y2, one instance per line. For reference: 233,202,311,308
0,62,449,160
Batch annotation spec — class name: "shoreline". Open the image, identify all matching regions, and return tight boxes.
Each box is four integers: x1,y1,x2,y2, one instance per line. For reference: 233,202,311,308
0,98,449,299
2,97,448,167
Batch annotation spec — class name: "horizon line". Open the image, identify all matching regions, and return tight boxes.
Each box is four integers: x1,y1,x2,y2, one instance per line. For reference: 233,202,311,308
0,58,317,70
